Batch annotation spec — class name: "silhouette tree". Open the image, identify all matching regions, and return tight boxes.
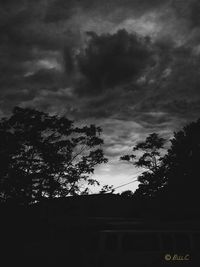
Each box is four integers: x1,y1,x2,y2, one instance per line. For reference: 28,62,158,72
121,133,167,199
0,107,107,204
134,167,167,199
163,119,200,205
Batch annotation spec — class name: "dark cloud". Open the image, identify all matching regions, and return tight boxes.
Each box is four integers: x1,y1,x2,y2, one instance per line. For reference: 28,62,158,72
71,38,200,135
172,0,200,29
76,30,154,96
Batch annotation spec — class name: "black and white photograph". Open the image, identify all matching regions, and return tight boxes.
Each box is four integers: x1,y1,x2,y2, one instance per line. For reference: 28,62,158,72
0,0,200,266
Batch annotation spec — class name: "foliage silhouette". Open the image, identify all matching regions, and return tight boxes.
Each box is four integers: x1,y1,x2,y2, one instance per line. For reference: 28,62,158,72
163,118,200,204
121,119,200,206
121,133,167,199
0,107,107,204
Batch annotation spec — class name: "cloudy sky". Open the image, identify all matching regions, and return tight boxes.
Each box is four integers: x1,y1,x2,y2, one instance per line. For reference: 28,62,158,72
1,0,200,192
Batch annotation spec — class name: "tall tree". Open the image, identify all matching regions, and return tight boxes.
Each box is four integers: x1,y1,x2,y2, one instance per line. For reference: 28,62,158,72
0,107,107,204
163,119,200,204
121,133,167,199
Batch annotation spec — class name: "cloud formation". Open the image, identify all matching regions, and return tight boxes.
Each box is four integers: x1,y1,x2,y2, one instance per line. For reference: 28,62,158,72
1,0,200,190
75,30,154,96
1,0,200,124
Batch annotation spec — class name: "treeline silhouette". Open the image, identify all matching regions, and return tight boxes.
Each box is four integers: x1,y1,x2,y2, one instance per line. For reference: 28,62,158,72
0,106,200,216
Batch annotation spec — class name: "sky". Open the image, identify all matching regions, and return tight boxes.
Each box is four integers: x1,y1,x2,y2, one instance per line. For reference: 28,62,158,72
1,0,200,193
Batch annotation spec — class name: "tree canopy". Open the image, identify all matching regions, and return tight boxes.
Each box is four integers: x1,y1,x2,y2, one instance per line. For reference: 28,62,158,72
121,133,167,199
163,118,200,204
121,119,200,205
0,107,108,204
